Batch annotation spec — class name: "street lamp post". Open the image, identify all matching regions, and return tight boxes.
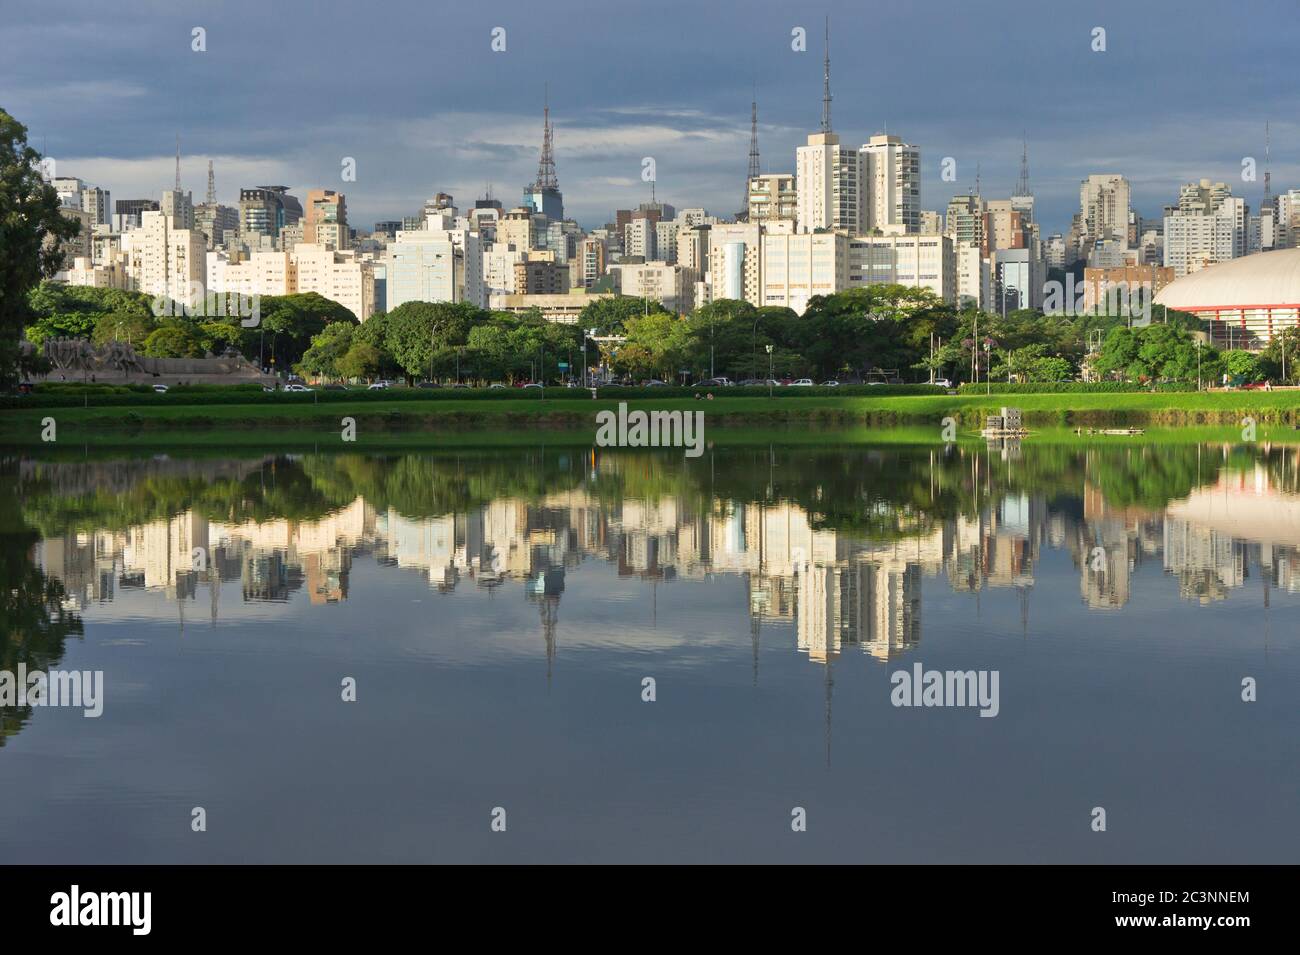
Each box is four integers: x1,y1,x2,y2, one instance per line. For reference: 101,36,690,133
765,344,774,399
1196,338,1202,391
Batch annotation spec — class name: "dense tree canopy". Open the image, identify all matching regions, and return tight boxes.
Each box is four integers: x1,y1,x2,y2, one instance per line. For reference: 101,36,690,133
0,108,82,384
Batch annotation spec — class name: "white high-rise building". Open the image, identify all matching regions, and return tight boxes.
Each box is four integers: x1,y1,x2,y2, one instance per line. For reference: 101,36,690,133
387,231,459,308
860,134,920,234
797,133,861,234
131,210,206,302
1163,180,1248,276
1079,174,1131,246
292,244,376,320
161,189,195,231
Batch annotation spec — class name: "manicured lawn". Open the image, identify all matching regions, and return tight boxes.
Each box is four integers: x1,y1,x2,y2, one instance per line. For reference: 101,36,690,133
2,390,1299,445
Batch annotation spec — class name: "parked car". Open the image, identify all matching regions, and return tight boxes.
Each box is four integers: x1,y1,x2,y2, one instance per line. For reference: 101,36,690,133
643,379,667,387
789,378,815,387
152,384,169,393
322,383,348,391
522,382,543,389
489,383,507,389
932,378,952,389
414,381,440,389
820,380,840,387
284,383,313,392
693,377,733,388
737,379,764,387
366,381,389,390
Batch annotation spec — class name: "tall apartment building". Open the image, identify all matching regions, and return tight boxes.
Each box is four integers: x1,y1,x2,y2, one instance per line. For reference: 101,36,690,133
624,217,657,260
860,134,920,234
483,245,525,298
747,174,798,225
1079,174,1131,246
575,237,606,288
161,189,194,231
1277,189,1300,248
130,209,207,302
291,244,373,319
986,199,1033,251
303,190,349,250
945,194,988,255
1163,179,1248,276
387,230,460,309
194,203,239,250
797,132,861,233
514,258,570,295
497,208,543,251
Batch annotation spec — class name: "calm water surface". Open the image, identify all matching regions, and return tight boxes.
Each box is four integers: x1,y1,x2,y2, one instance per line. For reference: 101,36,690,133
2,439,1297,863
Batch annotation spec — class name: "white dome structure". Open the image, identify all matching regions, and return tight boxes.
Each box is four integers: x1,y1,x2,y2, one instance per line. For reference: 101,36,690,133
1155,248,1300,349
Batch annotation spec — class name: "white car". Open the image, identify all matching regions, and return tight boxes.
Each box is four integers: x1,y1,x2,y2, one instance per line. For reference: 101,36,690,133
933,378,953,388
152,384,169,393
284,383,313,392
790,378,815,387
367,381,390,390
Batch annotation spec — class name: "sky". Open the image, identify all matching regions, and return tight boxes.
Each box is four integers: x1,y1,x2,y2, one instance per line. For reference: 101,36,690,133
3,0,1297,237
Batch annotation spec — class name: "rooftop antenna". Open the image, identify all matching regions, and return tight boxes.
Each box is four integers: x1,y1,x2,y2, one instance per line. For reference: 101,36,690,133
206,159,216,205
174,133,181,192
820,17,833,134
975,162,982,198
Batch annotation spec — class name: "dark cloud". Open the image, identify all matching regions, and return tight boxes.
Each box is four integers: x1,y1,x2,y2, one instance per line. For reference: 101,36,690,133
2,0,1296,231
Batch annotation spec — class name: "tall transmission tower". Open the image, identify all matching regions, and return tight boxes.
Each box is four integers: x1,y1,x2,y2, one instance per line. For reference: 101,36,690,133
1015,135,1031,197
1263,121,1273,212
174,133,181,191
532,85,558,191
820,17,833,134
742,93,760,217
206,159,216,205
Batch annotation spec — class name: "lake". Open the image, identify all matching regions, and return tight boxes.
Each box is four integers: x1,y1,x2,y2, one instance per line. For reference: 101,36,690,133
1,437,1297,863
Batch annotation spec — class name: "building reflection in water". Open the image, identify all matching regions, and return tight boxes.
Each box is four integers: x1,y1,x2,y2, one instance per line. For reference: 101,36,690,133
27,450,1300,673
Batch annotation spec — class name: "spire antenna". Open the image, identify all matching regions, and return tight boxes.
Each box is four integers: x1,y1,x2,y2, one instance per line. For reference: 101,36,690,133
820,17,833,134
206,159,216,205
174,133,181,192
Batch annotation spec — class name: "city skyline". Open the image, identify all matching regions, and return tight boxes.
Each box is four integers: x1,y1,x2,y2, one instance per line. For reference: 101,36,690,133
6,0,1298,235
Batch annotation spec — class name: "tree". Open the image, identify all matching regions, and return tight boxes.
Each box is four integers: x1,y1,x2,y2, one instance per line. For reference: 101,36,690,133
1259,327,1300,384
335,341,381,381
576,295,668,335
141,320,207,358
0,109,82,384
296,321,356,379
383,301,480,380
258,293,357,370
